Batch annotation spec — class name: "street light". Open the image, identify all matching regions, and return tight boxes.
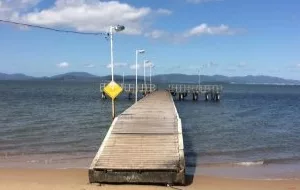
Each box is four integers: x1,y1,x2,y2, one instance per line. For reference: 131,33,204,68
143,60,150,94
109,25,125,119
197,65,205,87
149,62,154,92
110,25,125,81
198,69,201,87
135,49,145,103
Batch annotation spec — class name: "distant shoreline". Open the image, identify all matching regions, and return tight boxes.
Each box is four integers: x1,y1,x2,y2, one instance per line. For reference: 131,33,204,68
1,72,299,85
1,152,300,180
1,79,300,86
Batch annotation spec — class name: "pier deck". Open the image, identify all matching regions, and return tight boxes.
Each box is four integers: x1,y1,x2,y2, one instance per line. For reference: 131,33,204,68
89,91,185,185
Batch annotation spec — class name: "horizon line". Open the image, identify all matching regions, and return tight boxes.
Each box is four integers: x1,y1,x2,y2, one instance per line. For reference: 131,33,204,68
1,72,299,82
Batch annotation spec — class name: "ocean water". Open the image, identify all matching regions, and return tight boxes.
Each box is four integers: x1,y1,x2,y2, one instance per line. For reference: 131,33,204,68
0,81,300,179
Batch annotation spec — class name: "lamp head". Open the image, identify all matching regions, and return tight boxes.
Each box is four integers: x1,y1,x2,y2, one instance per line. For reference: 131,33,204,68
137,49,145,54
114,25,125,32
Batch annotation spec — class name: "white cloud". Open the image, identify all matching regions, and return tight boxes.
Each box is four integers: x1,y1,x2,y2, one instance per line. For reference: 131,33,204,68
144,29,187,43
145,23,242,42
186,0,223,4
106,62,128,68
144,30,167,39
130,64,141,70
0,0,39,11
0,0,40,19
3,0,172,35
57,61,69,68
268,68,280,73
156,8,172,15
84,64,95,68
20,0,150,35
287,63,300,71
1,0,243,42
184,23,237,37
206,61,218,67
237,62,247,67
225,67,237,72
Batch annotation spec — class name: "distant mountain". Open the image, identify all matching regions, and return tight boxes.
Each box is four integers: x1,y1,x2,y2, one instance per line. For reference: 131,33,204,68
151,74,300,85
0,73,34,80
0,72,299,85
229,75,300,84
50,72,99,81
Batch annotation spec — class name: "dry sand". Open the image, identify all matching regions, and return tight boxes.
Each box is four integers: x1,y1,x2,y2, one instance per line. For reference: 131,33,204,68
0,168,299,190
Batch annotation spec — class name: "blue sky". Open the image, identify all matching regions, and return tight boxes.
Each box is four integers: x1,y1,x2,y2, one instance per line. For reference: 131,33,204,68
0,0,300,79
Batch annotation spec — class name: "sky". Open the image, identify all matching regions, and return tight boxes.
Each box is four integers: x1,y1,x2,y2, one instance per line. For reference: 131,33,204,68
0,0,300,79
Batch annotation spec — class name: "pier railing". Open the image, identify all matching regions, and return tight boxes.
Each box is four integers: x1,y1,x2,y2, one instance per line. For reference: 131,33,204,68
100,83,157,93
168,84,223,94
168,84,223,101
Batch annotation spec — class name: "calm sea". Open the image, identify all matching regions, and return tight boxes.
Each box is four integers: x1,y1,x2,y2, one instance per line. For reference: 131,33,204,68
1,81,300,179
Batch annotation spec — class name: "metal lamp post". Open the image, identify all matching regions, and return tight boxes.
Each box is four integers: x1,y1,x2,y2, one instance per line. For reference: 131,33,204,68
198,69,201,87
197,65,205,87
135,50,145,103
149,63,153,92
143,60,150,94
109,25,125,119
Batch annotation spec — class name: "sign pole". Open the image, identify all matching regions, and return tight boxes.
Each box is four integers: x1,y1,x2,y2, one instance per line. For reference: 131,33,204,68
112,99,115,119
104,81,123,116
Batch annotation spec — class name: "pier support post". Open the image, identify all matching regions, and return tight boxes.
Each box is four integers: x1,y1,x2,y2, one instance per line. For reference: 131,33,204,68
211,92,215,101
128,92,132,100
101,92,107,99
178,93,184,101
215,93,220,102
192,93,198,101
205,93,209,101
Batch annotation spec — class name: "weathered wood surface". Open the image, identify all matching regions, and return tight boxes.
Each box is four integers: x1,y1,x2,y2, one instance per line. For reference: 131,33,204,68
89,90,185,184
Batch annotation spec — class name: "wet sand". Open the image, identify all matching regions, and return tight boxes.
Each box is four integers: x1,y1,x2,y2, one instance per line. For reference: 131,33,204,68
0,168,299,190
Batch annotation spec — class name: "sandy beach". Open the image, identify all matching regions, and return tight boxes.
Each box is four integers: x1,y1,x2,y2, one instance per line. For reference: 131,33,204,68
0,168,299,190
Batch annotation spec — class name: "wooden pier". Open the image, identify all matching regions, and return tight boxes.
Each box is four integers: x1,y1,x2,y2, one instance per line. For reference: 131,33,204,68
168,84,223,101
89,90,185,185
100,83,157,99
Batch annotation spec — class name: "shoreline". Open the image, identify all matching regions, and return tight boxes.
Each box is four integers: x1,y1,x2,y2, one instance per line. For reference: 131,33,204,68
1,153,300,181
1,168,300,190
